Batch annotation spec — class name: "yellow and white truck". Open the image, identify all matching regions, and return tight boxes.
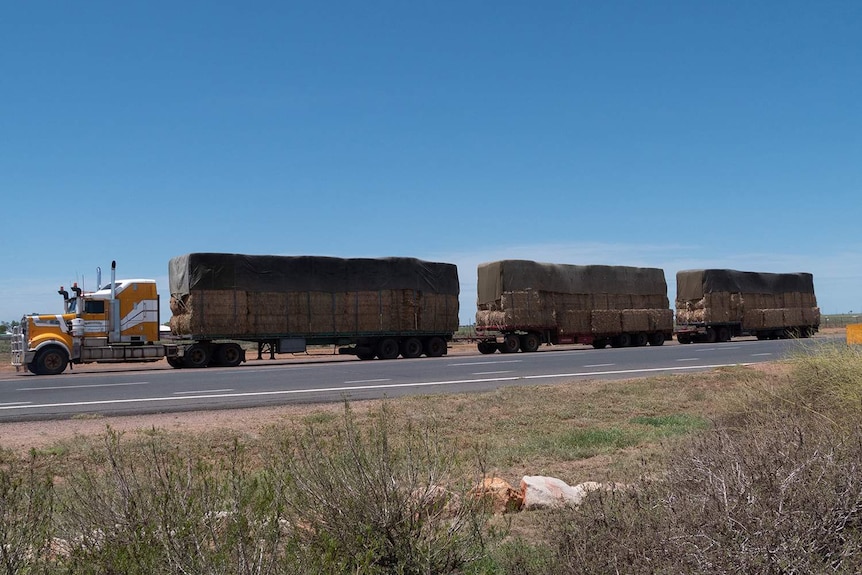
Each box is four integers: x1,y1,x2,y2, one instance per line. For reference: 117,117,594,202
12,254,460,375
11,261,180,375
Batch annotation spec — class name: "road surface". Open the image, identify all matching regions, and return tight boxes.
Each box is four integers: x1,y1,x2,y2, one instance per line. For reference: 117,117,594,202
0,336,836,422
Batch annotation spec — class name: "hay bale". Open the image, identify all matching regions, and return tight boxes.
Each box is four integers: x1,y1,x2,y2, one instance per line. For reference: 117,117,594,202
621,310,650,332
248,292,288,334
591,294,609,310
608,294,632,310
476,310,506,328
557,310,591,334
783,308,803,326
802,307,821,325
763,309,784,328
654,309,674,331
742,310,764,330
591,310,622,335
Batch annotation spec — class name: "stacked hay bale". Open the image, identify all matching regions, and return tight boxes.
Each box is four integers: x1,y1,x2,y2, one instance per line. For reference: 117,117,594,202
475,260,673,337
675,269,820,331
168,254,459,338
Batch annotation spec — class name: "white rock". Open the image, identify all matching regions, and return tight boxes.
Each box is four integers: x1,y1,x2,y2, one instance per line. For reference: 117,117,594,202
520,476,604,510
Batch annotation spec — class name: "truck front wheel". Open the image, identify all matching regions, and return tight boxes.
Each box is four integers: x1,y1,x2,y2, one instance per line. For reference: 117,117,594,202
34,346,69,375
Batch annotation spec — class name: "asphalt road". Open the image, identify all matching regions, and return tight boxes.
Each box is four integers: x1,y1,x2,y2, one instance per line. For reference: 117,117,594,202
0,336,838,422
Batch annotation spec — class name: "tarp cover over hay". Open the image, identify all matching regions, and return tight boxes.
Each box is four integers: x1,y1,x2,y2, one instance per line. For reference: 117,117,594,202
675,269,820,329
475,260,673,336
168,253,459,338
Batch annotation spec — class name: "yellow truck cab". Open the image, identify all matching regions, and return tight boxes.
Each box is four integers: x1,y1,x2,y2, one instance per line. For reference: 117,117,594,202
11,261,178,375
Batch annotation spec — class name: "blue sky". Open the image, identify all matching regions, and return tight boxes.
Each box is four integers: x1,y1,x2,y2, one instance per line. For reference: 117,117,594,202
3,1,861,325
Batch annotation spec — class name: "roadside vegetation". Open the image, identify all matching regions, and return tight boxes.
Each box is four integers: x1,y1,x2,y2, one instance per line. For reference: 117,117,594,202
1,340,862,573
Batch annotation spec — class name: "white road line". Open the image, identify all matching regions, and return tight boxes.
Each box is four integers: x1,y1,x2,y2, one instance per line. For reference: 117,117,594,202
583,363,614,368
751,353,773,357
676,358,700,362
18,381,151,391
344,378,391,384
0,363,752,412
448,360,522,367
473,371,513,375
173,389,234,395
0,402,32,407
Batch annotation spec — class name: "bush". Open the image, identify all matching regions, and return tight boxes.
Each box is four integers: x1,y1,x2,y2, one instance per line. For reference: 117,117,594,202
56,429,283,574
270,403,490,575
504,345,862,574
0,450,54,575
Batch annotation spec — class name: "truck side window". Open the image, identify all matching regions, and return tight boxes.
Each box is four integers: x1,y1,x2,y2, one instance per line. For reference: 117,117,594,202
84,300,105,314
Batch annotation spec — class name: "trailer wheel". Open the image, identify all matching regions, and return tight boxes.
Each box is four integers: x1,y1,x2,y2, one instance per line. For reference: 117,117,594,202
424,337,447,358
377,338,400,360
184,344,212,368
704,328,718,344
611,333,631,348
592,339,608,349
677,333,692,344
400,338,423,359
520,333,541,353
167,356,184,369
477,341,497,354
34,346,69,375
500,334,520,353
717,327,732,342
633,333,649,347
648,332,666,346
217,343,245,367
357,350,376,360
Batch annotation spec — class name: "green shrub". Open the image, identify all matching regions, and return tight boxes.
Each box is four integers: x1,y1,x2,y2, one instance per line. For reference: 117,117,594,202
55,429,283,574
505,346,862,574
0,450,54,575
270,403,490,575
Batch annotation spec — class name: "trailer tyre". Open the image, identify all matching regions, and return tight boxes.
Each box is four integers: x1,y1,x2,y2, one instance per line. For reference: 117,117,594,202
717,327,732,342
500,334,520,353
633,333,649,347
167,356,185,369
704,328,718,344
611,333,631,348
520,333,541,353
677,333,692,344
184,344,212,368
592,339,608,349
400,338,423,359
425,337,447,357
477,341,497,354
217,343,245,367
649,332,666,346
34,346,69,375
377,338,400,360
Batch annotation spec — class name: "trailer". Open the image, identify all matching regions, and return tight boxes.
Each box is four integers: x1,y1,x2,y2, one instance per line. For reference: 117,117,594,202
167,253,459,366
474,260,674,353
12,254,459,375
674,269,820,344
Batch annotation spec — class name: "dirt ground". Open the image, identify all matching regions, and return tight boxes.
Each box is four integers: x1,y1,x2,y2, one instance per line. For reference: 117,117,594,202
0,342,479,453
0,330,847,454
